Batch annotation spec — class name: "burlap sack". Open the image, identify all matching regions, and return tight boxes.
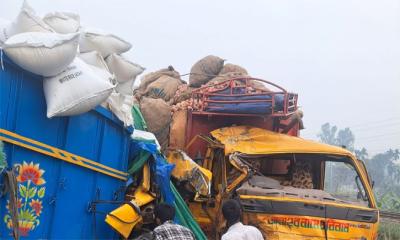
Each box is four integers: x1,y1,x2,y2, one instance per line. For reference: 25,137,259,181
140,97,171,149
169,110,188,150
138,66,180,92
207,72,270,92
189,55,225,87
157,127,170,151
173,84,194,104
250,80,270,91
219,63,248,75
145,75,183,102
207,72,249,86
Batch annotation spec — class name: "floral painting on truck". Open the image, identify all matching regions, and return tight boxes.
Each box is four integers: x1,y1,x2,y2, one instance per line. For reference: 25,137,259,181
4,161,46,237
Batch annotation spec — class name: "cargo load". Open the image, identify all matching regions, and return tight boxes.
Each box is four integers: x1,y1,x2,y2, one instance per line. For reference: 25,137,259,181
0,1,143,120
136,66,181,97
189,55,225,87
139,97,171,150
105,53,145,83
79,28,132,57
43,12,80,34
3,32,79,77
144,75,183,102
43,58,115,118
0,18,11,44
2,1,53,41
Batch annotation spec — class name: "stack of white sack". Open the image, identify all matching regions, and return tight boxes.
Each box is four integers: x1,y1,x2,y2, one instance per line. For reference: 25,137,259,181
79,51,115,83
78,29,144,126
0,18,11,45
99,52,144,127
44,58,115,118
3,32,79,76
77,23,144,127
0,1,53,45
105,53,145,95
101,92,135,128
43,12,80,34
0,1,144,127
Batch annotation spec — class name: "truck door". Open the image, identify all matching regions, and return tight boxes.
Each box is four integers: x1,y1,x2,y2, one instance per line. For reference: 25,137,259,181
237,154,378,240
323,161,378,240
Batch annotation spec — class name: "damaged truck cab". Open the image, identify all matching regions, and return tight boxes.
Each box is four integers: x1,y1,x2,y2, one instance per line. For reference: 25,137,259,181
168,78,378,239
186,126,378,240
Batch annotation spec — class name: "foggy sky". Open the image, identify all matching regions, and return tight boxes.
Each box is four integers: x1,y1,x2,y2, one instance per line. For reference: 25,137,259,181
1,0,399,155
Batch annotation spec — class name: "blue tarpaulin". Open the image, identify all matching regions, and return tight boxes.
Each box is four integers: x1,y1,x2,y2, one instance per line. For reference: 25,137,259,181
129,138,207,239
130,106,207,239
154,154,176,204
205,88,285,114
130,140,176,204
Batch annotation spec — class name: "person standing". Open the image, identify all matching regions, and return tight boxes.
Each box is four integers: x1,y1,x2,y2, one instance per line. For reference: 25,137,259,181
221,199,264,240
153,203,195,240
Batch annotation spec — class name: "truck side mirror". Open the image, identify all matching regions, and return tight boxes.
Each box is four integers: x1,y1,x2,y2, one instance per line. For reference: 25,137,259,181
358,159,374,187
355,176,368,201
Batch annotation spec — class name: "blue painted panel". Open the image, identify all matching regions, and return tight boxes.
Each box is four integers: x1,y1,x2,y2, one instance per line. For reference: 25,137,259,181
0,56,132,239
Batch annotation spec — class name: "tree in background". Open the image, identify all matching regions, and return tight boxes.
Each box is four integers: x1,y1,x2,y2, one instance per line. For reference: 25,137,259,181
317,123,356,191
355,147,368,161
317,123,400,213
366,150,400,191
317,123,355,152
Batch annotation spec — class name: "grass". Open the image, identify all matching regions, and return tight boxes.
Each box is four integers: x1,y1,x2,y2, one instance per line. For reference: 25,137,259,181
379,221,400,240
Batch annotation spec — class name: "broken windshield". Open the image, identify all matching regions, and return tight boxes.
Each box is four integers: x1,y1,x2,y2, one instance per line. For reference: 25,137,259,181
235,153,370,207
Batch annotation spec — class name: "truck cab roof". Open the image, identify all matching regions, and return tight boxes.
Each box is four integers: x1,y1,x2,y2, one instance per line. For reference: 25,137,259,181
211,125,353,156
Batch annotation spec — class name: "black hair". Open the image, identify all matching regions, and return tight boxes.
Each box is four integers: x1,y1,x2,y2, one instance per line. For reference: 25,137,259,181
154,203,175,223
222,199,241,225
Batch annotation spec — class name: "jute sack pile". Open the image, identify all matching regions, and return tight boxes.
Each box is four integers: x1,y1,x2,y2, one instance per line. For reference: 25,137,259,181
188,55,224,87
144,75,183,102
140,97,172,150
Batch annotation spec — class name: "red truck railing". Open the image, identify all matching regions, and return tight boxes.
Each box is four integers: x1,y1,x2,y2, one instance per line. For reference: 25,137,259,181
191,77,298,117
180,77,299,159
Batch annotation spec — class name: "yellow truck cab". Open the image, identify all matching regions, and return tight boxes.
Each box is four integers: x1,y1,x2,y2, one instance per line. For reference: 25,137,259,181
184,126,378,240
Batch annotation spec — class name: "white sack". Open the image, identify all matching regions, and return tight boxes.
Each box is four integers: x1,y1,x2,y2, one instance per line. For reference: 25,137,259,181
90,65,115,85
115,79,135,95
6,1,53,39
79,51,109,70
131,129,161,151
105,53,144,83
79,51,115,85
3,32,79,76
103,92,134,127
44,58,114,118
43,12,80,34
0,18,10,45
79,28,131,57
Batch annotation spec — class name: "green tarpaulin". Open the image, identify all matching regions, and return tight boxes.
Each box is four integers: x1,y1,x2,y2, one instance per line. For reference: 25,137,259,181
132,104,147,131
131,106,207,240
172,182,207,240
128,151,151,175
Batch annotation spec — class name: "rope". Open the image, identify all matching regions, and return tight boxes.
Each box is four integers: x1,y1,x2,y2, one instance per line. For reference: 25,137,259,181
3,168,19,240
0,49,4,71
180,72,226,78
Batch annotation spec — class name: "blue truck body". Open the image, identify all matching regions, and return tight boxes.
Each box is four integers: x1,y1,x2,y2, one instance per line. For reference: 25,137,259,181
0,56,133,239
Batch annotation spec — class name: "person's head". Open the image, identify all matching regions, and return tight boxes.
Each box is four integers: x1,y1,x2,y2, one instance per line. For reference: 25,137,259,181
222,199,241,226
154,203,175,224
